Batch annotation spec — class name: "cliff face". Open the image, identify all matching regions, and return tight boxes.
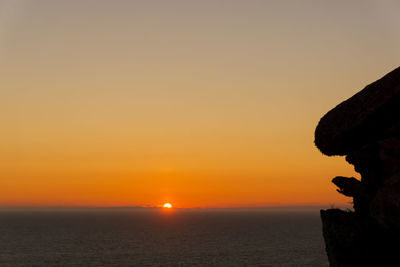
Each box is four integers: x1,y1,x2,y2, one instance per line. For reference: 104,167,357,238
315,67,400,266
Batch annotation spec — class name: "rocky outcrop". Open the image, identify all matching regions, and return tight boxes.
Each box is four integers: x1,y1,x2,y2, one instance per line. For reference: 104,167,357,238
315,66,400,266
315,66,400,156
320,209,398,267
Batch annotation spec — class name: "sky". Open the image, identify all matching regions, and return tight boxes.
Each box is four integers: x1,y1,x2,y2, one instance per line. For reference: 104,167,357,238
1,0,400,208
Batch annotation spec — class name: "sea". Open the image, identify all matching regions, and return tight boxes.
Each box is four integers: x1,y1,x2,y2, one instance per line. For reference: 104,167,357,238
0,207,329,266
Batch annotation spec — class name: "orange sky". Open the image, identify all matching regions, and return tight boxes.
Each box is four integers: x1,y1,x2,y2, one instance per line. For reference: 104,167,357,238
1,1,400,208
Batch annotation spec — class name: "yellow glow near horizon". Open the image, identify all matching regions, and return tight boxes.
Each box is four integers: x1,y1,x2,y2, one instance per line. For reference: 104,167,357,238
163,203,172,209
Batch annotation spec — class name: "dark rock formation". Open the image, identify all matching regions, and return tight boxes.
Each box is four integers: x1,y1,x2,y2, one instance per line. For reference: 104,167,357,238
315,66,400,266
332,177,368,214
315,66,400,156
321,209,398,267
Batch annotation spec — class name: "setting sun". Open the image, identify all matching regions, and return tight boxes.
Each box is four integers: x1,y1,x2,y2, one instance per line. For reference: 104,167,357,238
163,203,172,209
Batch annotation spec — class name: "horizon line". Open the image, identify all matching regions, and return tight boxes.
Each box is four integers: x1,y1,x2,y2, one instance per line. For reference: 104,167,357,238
0,204,351,210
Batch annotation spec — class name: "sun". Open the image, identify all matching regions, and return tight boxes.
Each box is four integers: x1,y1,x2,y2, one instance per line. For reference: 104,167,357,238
163,203,172,209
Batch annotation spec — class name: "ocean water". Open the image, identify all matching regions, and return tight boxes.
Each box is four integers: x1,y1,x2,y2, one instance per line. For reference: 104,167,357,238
0,208,329,266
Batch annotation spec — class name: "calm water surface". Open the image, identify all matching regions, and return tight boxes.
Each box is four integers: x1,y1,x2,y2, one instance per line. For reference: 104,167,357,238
0,208,328,266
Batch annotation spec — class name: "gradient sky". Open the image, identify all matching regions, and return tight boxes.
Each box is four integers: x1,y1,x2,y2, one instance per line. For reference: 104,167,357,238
1,0,400,208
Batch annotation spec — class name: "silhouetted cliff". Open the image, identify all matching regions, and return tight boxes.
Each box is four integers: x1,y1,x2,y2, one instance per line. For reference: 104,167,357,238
315,66,400,266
